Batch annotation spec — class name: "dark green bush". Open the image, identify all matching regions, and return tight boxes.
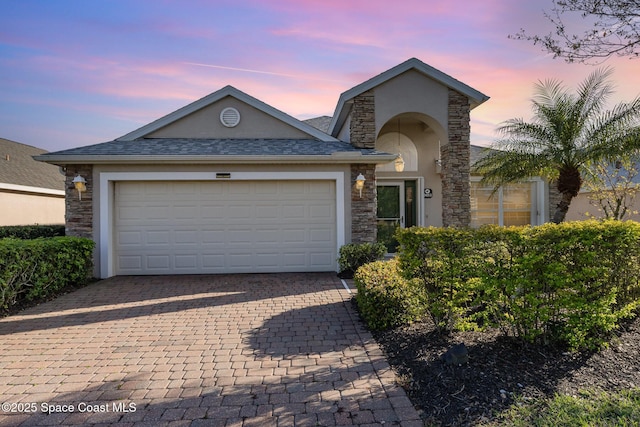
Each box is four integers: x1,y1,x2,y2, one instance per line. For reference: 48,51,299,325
396,227,485,333
0,237,94,311
354,259,426,330
394,221,640,350
515,221,640,349
0,224,65,239
338,242,386,278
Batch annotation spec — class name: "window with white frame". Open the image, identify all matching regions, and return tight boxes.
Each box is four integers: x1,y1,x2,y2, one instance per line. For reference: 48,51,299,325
470,178,543,227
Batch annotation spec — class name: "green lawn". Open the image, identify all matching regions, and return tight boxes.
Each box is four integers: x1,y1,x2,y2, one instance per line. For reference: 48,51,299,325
483,389,640,426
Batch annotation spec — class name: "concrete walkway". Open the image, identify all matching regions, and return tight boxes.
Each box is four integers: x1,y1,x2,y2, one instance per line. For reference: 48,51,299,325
0,273,421,426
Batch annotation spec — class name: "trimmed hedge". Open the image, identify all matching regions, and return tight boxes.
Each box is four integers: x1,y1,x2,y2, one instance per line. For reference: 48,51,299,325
354,259,426,330
0,224,65,239
387,220,640,350
0,237,94,311
338,242,386,278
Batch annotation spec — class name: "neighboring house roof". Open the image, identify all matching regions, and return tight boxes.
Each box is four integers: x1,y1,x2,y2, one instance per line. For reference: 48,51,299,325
0,138,64,195
118,85,338,142
329,57,490,137
35,138,396,165
470,144,490,167
303,116,332,134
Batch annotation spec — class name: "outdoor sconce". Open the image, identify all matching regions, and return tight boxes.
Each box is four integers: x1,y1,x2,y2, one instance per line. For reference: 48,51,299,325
435,158,442,174
355,173,366,198
394,154,405,172
73,175,87,200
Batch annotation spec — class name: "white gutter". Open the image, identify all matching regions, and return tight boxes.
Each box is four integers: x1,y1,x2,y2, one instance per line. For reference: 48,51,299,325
0,183,65,196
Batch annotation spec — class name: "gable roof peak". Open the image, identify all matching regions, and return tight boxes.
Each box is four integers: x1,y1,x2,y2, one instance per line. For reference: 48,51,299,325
328,57,490,136
117,85,338,142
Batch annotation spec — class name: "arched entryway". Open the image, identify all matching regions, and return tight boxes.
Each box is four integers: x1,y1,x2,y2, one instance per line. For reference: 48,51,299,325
375,113,446,251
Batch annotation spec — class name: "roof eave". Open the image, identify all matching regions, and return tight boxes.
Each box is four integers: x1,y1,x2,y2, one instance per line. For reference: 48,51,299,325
34,153,397,166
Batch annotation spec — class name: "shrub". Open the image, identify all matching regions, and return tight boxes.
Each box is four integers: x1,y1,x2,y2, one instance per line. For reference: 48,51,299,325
0,224,65,239
395,221,640,350
515,221,640,349
0,237,94,311
338,242,386,278
354,259,426,331
396,227,492,333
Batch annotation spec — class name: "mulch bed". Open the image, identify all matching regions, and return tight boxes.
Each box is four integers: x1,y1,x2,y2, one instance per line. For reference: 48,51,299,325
372,313,640,426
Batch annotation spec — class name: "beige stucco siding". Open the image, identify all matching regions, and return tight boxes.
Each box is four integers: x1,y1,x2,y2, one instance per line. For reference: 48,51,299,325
0,191,64,225
374,70,449,138
566,192,640,221
147,96,312,139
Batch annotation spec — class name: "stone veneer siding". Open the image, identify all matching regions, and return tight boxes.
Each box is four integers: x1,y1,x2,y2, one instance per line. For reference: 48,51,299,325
349,90,378,242
441,89,471,227
64,164,93,239
350,164,377,243
349,91,376,149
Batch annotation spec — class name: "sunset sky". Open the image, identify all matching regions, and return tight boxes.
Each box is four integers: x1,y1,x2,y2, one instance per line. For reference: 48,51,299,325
2,0,639,152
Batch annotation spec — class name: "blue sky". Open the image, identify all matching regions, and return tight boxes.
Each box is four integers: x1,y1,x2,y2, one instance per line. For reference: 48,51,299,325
1,0,638,152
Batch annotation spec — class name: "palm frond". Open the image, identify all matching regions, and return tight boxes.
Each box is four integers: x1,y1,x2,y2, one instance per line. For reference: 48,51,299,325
472,148,553,190
478,67,640,222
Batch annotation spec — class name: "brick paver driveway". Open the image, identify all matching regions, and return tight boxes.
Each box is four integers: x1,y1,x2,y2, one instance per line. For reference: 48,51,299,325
0,273,421,426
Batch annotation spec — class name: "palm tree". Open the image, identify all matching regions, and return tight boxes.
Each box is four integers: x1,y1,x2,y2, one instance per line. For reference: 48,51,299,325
473,68,640,223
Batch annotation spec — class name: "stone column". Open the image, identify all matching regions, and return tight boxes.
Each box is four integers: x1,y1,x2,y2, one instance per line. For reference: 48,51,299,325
349,90,378,242
349,91,376,149
442,89,471,227
351,164,377,243
64,164,93,238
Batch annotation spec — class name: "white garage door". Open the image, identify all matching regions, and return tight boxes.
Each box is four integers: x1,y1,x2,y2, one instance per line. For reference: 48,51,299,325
114,180,336,275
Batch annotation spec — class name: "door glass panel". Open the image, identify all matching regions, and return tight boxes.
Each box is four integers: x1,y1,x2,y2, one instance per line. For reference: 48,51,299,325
377,185,401,253
377,186,400,218
404,181,416,228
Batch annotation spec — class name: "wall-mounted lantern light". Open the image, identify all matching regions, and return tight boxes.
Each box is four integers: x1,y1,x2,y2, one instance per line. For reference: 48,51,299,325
435,158,442,174
355,173,366,198
73,175,87,200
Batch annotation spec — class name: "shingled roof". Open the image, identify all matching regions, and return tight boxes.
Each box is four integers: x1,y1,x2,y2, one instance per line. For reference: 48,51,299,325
35,138,396,165
0,138,64,191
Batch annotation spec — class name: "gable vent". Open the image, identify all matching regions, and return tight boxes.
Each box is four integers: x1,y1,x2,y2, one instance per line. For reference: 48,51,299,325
220,107,240,127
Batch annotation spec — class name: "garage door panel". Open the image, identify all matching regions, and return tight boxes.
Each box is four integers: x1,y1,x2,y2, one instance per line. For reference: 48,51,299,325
310,228,333,243
118,255,142,271
310,252,333,266
175,230,198,244
147,231,170,244
147,255,171,270
202,254,225,268
118,231,142,245
115,180,337,274
256,204,279,219
281,229,305,244
175,255,198,269
202,230,225,243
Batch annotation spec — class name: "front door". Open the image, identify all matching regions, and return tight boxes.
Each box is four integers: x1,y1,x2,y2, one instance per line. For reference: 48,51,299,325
377,180,416,252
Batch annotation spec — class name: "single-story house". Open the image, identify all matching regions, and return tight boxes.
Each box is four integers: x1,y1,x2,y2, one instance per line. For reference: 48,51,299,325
36,58,554,278
566,160,640,221
0,138,65,226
